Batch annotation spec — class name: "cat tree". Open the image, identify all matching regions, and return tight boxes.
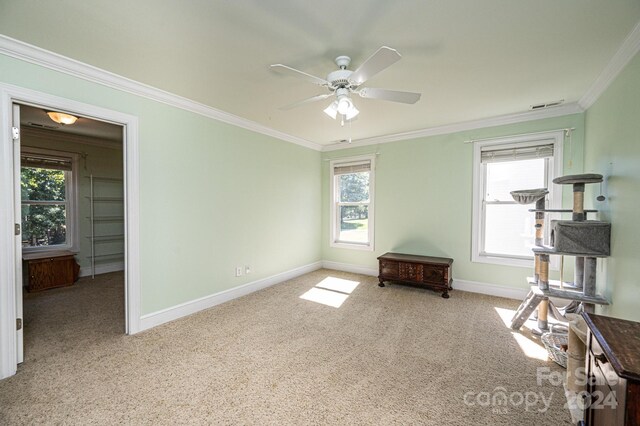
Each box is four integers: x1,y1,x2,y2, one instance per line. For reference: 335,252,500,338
510,174,610,333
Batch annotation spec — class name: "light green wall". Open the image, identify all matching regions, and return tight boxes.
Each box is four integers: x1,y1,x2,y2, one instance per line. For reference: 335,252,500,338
584,52,640,322
322,114,585,291
22,131,124,271
1,54,322,315
6,44,637,321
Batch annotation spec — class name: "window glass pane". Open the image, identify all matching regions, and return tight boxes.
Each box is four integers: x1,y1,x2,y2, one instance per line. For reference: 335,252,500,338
21,167,66,201
339,172,369,202
339,205,369,243
485,159,545,201
484,203,535,257
21,204,67,247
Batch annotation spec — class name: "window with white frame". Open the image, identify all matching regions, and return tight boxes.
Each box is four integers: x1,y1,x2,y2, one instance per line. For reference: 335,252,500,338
471,131,563,267
21,148,78,252
330,155,375,250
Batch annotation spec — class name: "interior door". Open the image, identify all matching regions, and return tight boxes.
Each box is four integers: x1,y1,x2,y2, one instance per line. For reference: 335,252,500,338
12,103,23,364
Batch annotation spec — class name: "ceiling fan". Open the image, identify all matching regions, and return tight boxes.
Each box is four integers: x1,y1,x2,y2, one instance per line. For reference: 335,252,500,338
271,46,421,122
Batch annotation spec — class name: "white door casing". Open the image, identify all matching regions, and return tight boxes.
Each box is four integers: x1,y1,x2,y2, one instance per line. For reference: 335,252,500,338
12,104,23,363
0,82,141,380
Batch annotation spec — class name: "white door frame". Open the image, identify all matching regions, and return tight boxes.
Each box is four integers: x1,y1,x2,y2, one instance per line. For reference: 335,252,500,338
0,82,141,380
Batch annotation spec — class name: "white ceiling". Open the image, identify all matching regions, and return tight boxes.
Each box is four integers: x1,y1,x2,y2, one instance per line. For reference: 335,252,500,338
1,1,639,146
20,104,123,143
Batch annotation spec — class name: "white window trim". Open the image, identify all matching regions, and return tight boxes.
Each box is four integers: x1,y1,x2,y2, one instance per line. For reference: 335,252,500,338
471,131,564,268
329,154,375,251
20,146,79,254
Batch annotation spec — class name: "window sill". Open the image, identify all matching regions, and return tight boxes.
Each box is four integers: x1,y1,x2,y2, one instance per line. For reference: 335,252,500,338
472,252,559,270
330,241,374,251
22,245,77,255
472,252,534,269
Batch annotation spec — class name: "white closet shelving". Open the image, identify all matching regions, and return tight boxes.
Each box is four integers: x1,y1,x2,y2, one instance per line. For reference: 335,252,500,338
86,175,124,278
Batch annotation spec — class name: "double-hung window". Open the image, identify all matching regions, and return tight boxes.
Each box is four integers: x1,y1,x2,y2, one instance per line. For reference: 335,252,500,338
21,148,78,252
330,155,375,250
471,131,563,267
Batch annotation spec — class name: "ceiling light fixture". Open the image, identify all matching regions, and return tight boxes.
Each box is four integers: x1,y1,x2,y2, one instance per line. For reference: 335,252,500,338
47,111,78,125
323,101,338,119
337,95,352,115
324,88,359,122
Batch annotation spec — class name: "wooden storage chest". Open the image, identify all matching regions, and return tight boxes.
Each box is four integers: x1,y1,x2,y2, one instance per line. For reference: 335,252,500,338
23,250,80,292
377,252,453,298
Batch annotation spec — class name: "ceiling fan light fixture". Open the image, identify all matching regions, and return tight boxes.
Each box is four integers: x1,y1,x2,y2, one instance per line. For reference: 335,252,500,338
272,46,421,126
345,105,359,120
47,111,78,125
336,96,353,115
323,101,338,119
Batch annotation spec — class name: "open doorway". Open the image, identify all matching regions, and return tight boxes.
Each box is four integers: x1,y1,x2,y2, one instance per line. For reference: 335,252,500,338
0,84,140,380
19,104,125,364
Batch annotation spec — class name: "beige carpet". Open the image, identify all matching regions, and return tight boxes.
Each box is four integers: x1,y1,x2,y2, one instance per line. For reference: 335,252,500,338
0,269,572,425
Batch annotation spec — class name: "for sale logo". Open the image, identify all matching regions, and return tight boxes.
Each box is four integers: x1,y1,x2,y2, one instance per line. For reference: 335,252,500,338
462,366,617,415
537,367,618,411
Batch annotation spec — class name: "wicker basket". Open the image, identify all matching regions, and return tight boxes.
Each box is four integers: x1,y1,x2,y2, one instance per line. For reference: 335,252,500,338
541,325,569,368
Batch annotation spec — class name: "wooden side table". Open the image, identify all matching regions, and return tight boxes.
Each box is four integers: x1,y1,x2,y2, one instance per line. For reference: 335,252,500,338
23,250,80,292
377,252,453,298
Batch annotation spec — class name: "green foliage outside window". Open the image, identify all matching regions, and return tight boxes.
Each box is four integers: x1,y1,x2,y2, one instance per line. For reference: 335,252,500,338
21,167,67,247
339,172,369,232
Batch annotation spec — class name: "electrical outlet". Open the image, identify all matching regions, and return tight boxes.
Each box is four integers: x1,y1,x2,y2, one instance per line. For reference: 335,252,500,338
245,265,251,274
235,266,242,277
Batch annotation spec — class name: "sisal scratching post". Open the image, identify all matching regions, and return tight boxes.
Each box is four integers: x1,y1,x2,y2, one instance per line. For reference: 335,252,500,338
539,254,550,290
533,197,545,286
537,299,549,331
567,315,588,393
537,254,550,331
572,183,585,221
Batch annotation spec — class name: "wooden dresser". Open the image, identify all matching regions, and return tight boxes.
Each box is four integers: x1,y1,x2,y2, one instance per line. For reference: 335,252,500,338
23,251,80,292
582,313,640,426
377,252,453,298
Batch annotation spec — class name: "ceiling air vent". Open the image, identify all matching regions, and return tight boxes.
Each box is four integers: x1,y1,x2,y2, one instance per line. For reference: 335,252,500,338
530,100,564,110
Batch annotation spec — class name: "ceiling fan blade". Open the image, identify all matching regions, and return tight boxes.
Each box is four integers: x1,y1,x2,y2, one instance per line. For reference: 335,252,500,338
348,46,402,86
270,64,329,87
358,87,421,104
279,93,333,110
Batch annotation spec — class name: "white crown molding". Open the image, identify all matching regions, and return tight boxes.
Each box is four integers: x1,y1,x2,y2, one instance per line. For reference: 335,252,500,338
579,21,640,110
322,102,584,151
4,20,637,155
139,261,322,332
0,35,322,152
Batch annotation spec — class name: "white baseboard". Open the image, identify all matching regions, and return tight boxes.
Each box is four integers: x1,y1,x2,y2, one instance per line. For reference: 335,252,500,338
321,260,378,277
139,261,322,332
322,260,529,301
137,260,543,334
79,262,124,278
452,279,528,300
